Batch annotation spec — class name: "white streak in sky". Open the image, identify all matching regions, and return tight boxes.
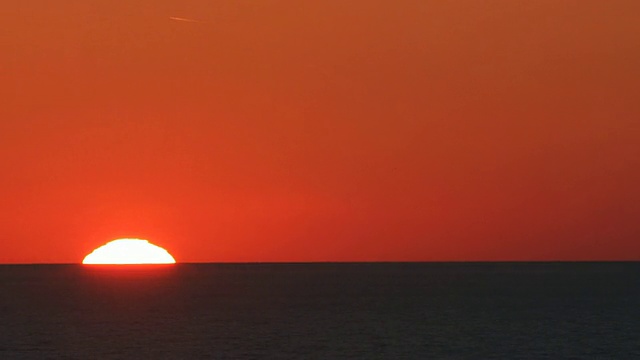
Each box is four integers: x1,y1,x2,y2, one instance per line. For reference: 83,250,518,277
169,16,202,23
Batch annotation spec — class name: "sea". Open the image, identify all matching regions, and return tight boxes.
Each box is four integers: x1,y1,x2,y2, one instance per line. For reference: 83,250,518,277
0,262,638,359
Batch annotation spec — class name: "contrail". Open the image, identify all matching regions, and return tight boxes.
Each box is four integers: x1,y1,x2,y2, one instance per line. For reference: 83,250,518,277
169,16,202,23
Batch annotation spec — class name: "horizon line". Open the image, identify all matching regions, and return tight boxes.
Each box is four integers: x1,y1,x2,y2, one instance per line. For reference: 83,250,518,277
1,260,639,266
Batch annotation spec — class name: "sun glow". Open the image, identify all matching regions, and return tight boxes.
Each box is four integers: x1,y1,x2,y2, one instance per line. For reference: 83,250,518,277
83,239,176,265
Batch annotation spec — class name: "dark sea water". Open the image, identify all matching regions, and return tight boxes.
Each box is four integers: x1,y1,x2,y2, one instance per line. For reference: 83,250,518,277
0,262,638,359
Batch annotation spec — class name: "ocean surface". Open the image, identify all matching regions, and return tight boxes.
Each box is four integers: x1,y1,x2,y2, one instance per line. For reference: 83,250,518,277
0,262,638,359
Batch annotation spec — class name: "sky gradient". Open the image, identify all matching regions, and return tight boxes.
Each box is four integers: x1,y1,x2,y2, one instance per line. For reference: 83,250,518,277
1,0,639,263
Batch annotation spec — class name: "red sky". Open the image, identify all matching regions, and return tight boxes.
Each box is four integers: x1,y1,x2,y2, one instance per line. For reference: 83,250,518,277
1,1,639,263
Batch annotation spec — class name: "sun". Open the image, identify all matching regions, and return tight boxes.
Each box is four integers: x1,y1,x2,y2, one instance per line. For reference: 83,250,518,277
83,238,176,265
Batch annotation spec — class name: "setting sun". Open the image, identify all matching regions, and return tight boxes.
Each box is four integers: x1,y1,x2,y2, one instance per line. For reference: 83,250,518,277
82,239,176,265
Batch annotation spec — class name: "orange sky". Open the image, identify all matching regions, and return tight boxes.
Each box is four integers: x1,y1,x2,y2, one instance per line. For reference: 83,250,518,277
1,1,639,263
